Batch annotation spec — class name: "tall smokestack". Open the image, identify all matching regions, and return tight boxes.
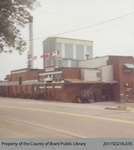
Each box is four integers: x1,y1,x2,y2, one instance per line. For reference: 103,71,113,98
28,16,34,69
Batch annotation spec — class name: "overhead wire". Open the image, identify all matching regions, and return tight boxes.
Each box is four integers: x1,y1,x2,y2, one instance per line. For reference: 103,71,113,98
54,10,134,36
26,10,134,42
2,10,134,52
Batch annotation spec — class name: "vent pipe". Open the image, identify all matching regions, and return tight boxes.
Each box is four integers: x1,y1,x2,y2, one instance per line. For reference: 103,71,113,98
85,54,90,60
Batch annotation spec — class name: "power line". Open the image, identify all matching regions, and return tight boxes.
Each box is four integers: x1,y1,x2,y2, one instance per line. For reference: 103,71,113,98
26,10,134,42
54,10,134,36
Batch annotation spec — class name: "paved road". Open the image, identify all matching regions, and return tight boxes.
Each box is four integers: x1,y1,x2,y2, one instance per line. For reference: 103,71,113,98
0,97,134,138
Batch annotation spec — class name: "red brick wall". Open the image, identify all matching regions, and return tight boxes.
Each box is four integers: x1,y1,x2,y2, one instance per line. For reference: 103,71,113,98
62,68,81,79
42,83,114,102
7,69,43,97
108,56,134,102
11,70,39,82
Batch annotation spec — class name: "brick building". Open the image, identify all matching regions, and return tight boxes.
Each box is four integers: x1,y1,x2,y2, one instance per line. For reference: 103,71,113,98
108,56,134,102
4,68,44,98
1,33,134,104
2,55,134,103
38,65,116,102
36,55,134,103
79,55,134,102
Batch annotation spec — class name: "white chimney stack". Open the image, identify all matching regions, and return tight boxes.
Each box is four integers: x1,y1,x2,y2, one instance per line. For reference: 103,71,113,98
28,16,34,69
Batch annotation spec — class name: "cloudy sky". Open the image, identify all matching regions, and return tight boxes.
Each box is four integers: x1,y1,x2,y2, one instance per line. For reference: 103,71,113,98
1,0,134,79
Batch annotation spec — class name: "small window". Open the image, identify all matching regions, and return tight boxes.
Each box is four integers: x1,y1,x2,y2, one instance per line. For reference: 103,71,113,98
55,74,62,81
19,77,22,85
123,64,134,74
96,72,101,78
123,68,132,74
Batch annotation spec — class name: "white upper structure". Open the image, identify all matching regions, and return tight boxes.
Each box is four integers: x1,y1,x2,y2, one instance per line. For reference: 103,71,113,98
43,37,93,68
79,56,114,83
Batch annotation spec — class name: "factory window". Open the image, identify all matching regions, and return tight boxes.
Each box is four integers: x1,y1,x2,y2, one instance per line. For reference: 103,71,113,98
123,64,134,74
57,59,62,67
124,69,132,74
40,78,44,82
19,77,22,85
96,72,101,78
62,60,68,67
65,43,73,59
86,46,92,58
71,60,78,68
54,74,62,82
76,45,84,60
48,75,53,78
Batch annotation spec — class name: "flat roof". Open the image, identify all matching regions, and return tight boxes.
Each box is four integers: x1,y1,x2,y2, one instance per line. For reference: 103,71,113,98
80,55,134,63
64,79,118,84
44,36,93,43
11,68,44,73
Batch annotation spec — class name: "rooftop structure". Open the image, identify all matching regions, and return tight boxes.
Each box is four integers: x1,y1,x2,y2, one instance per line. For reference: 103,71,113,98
43,37,93,68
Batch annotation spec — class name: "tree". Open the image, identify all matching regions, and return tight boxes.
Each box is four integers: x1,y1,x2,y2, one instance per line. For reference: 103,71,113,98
0,0,37,54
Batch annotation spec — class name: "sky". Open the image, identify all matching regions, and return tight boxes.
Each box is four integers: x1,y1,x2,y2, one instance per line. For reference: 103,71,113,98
1,0,134,79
